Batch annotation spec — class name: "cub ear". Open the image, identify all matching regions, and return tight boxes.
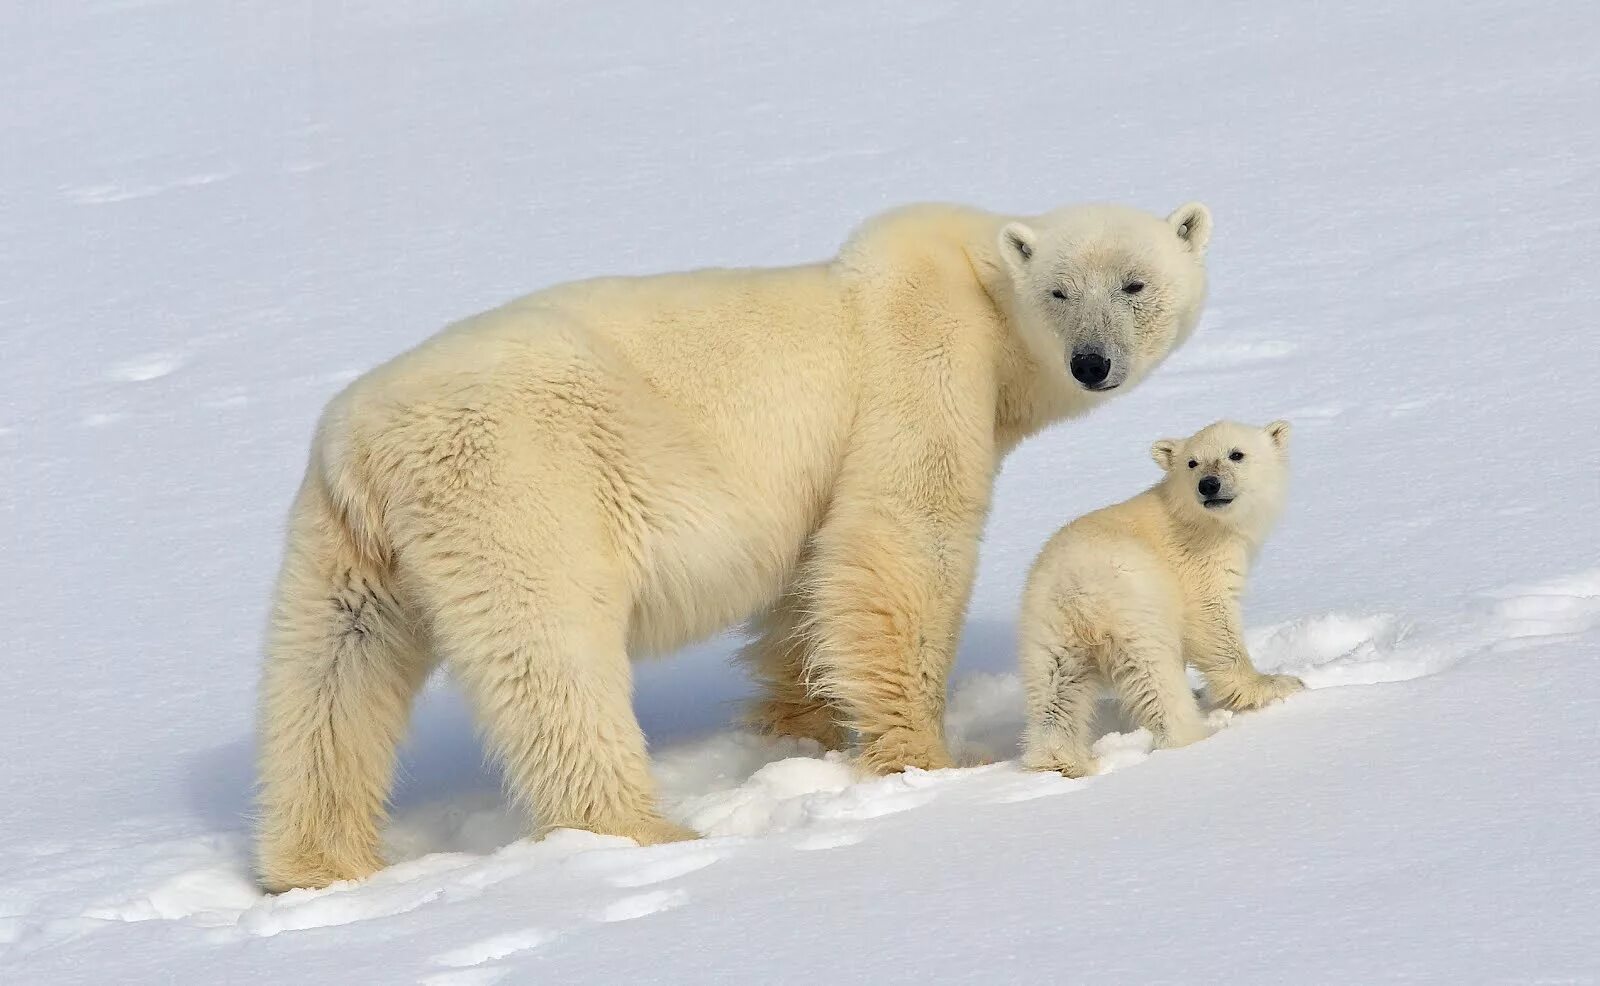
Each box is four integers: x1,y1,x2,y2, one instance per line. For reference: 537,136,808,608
998,222,1037,273
1167,202,1212,256
1150,439,1179,471
1265,419,1292,450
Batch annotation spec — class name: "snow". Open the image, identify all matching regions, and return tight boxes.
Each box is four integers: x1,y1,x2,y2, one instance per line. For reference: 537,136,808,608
3,1,1599,982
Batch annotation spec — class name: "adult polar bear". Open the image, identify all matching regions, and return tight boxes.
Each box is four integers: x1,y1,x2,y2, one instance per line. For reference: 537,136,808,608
257,201,1214,891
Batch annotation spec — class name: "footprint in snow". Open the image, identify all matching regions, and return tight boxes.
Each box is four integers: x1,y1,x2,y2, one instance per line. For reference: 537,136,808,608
1486,570,1600,647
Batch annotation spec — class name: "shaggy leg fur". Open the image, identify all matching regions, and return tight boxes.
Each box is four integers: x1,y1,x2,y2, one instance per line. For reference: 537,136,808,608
1019,632,1100,778
738,589,848,749
1185,606,1305,712
803,493,979,773
1103,625,1210,749
256,480,435,893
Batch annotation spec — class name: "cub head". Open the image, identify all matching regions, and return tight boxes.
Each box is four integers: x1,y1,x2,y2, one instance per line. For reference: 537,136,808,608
998,203,1211,394
1150,420,1292,535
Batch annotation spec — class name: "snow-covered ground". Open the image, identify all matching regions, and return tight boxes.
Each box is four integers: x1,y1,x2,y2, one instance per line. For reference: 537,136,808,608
4,1,1599,982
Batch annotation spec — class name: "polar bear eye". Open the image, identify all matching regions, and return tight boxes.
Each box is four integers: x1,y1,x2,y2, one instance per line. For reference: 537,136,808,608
1187,459,1198,469
1123,281,1145,294
1051,288,1068,300
1229,450,1245,461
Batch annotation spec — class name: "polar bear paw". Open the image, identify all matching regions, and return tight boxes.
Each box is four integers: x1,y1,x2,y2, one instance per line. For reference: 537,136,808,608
610,817,701,847
1021,751,1099,779
744,697,850,751
857,727,955,775
1218,672,1305,712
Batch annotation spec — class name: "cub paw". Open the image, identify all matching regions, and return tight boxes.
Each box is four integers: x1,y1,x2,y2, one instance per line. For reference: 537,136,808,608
1157,720,1215,749
1021,752,1099,779
1221,673,1305,712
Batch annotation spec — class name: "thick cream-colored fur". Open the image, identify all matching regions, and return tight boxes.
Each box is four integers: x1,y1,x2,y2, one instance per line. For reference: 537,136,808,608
1019,420,1302,778
257,201,1212,891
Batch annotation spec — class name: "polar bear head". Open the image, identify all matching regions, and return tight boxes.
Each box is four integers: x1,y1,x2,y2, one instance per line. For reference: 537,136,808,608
1151,419,1292,535
998,203,1211,393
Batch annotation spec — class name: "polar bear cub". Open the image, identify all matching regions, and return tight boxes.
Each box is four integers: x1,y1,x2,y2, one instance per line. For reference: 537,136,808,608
1019,419,1303,777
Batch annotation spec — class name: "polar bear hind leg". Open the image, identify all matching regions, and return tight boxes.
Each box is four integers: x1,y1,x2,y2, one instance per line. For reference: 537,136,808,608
256,476,436,893
402,456,696,850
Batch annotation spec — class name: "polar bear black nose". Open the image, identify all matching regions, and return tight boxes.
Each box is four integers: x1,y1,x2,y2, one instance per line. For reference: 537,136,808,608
1069,347,1112,387
1197,476,1221,497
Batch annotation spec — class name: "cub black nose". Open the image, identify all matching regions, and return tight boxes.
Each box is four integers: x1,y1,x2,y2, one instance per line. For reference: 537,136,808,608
1198,476,1221,497
1069,348,1111,387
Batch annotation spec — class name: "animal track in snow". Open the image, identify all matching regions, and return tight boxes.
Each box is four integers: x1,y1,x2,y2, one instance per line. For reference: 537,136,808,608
1485,570,1600,647
594,889,687,923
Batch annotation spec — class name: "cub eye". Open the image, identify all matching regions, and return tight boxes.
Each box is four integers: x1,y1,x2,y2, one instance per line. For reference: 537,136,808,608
1123,281,1145,294
1051,288,1068,300
1229,450,1245,461
1187,459,1198,469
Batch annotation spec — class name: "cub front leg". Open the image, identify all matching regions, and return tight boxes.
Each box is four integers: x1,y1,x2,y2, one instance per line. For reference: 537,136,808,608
804,471,988,774
1186,601,1304,712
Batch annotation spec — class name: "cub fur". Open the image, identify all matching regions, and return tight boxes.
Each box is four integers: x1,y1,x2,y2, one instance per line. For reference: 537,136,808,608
1019,419,1302,778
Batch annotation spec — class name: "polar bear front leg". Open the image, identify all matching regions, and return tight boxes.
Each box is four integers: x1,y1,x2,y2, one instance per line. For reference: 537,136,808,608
804,481,985,774
1185,603,1305,712
738,585,849,750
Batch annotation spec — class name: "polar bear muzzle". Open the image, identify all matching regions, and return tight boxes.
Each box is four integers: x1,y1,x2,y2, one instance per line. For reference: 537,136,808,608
1068,343,1123,390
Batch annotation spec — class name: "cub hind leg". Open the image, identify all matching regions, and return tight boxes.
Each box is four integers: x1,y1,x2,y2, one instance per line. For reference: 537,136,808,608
1101,614,1210,750
1018,624,1102,778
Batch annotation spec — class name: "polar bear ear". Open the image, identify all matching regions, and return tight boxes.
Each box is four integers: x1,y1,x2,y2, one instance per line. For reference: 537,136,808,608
1265,419,1292,450
998,222,1037,274
1167,202,1213,256
1151,439,1179,471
